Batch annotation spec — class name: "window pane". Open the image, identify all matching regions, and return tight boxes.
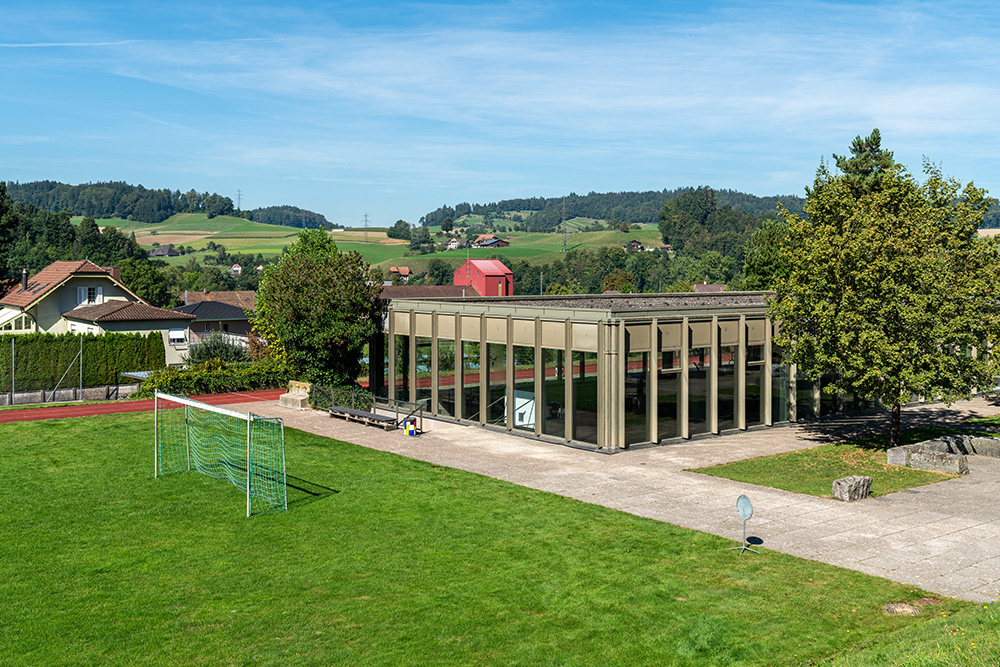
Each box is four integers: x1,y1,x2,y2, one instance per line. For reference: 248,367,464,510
486,343,506,427
540,349,566,439
746,365,764,427
658,350,680,441
688,347,710,436
438,339,456,417
572,351,598,444
394,335,410,403
718,345,737,431
414,337,432,410
771,347,789,423
461,341,480,421
512,346,535,432
624,351,649,445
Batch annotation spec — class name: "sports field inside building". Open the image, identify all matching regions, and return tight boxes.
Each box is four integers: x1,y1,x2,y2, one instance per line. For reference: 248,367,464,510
2,412,998,666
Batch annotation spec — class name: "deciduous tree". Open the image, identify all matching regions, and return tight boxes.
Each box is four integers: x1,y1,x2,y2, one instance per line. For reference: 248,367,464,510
771,131,1000,445
251,229,385,387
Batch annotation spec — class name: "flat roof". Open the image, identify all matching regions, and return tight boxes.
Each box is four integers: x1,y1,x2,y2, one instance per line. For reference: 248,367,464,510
387,291,773,321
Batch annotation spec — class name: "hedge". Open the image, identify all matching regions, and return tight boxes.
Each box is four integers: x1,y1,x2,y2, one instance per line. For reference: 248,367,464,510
135,358,290,398
0,331,165,392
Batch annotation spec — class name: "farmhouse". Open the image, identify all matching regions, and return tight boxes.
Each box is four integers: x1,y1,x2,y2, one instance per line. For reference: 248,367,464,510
367,291,866,452
453,259,513,297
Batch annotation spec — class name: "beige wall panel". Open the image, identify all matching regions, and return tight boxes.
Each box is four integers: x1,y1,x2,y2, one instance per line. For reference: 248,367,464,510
485,317,507,344
746,319,765,345
625,324,650,352
437,316,455,339
462,316,480,340
719,319,739,346
512,319,535,347
414,313,433,337
659,322,682,349
689,320,711,347
572,323,598,351
541,321,566,349
394,311,410,335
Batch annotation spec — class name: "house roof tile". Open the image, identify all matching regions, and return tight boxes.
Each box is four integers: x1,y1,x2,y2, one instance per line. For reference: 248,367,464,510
172,301,250,320
1,260,122,309
64,301,195,323
183,290,256,309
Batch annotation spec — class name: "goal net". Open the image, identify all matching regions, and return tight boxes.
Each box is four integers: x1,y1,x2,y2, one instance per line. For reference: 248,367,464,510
154,391,287,516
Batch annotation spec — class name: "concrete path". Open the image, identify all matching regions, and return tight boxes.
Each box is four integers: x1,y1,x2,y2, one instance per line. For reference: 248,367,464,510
229,396,1000,603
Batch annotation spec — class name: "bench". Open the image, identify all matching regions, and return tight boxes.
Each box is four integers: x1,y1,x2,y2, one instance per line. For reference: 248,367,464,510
328,405,397,430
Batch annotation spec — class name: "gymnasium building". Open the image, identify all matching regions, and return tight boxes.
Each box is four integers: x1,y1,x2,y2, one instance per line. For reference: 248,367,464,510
368,292,864,452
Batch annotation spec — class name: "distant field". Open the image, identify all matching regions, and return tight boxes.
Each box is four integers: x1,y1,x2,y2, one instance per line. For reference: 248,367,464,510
77,213,664,274
77,213,300,264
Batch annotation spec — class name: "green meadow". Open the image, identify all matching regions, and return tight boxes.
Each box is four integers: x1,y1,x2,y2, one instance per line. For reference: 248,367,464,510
1,412,997,666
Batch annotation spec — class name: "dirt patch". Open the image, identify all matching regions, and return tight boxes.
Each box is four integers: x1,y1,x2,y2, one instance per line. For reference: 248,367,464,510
134,234,208,246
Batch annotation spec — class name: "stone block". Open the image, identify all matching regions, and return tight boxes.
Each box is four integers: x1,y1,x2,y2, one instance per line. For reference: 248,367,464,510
970,437,1000,458
886,447,911,467
832,475,873,502
908,450,968,475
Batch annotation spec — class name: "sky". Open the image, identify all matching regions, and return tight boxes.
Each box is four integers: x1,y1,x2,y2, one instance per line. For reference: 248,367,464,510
2,0,1000,227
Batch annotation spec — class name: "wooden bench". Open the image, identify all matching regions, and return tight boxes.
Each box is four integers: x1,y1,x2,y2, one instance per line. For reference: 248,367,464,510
328,405,397,430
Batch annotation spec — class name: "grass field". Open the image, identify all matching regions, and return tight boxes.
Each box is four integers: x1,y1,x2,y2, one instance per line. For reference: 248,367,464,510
693,426,989,498
2,413,998,666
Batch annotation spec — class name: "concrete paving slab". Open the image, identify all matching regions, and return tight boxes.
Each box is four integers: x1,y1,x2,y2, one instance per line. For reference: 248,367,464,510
229,395,1000,602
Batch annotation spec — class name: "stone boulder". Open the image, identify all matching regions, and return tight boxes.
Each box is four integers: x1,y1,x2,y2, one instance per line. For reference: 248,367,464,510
832,475,873,502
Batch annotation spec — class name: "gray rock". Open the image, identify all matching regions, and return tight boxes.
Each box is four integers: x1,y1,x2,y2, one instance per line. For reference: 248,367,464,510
886,447,910,466
832,475,873,502
908,450,968,475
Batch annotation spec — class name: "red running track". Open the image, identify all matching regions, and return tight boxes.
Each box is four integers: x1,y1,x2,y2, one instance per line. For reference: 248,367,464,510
0,389,286,424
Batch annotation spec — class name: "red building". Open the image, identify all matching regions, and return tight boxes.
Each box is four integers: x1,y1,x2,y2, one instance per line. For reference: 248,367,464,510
454,259,514,297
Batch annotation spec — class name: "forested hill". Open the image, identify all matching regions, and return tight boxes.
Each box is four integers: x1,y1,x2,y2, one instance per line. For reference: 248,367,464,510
6,181,238,224
420,188,807,230
5,181,336,229
249,205,339,229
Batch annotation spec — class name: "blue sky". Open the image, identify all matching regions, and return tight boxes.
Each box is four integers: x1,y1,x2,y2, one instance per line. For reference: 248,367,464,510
3,1,999,226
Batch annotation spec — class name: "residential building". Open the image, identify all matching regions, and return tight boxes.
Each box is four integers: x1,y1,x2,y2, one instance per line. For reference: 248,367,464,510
0,260,194,365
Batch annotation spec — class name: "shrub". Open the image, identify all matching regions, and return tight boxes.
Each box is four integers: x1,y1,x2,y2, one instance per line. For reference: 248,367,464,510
185,331,251,365
135,357,290,398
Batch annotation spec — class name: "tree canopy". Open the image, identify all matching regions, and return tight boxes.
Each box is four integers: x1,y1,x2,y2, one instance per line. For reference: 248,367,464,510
251,229,385,387
771,130,1000,445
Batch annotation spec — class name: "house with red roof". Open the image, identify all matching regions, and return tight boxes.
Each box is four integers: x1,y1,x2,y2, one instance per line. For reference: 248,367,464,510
0,260,195,365
454,259,514,297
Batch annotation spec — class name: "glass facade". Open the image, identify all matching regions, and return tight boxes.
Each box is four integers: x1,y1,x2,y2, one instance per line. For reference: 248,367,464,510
381,303,850,450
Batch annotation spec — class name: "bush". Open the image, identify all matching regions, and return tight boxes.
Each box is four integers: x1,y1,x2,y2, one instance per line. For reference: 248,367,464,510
135,357,290,398
185,331,251,365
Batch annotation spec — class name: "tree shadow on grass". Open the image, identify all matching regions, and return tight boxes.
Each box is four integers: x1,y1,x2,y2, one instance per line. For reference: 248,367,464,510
792,404,999,451
285,474,339,509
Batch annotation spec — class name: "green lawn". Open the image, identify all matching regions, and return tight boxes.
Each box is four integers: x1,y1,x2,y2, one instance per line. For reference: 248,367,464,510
2,413,997,665
692,426,989,498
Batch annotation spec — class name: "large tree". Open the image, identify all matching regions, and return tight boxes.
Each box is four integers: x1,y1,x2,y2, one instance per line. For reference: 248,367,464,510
0,183,18,287
771,131,1000,445
252,229,385,387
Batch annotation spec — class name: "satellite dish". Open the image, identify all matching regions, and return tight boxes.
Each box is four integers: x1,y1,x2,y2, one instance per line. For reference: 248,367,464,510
736,495,753,521
729,495,759,555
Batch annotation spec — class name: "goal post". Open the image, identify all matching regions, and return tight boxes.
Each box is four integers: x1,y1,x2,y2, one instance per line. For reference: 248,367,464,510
154,391,287,516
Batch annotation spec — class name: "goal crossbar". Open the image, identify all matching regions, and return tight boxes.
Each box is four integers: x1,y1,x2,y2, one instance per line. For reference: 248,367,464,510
154,391,287,517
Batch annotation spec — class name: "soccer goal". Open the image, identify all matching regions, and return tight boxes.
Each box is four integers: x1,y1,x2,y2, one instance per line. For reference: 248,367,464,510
154,391,287,517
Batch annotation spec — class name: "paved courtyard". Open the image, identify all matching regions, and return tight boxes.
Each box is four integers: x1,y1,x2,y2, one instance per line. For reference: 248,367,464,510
232,396,1000,603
